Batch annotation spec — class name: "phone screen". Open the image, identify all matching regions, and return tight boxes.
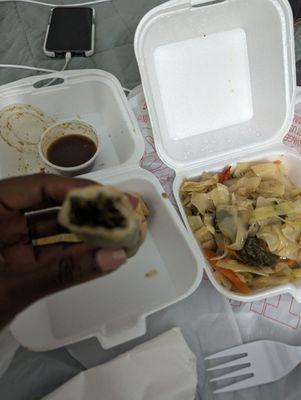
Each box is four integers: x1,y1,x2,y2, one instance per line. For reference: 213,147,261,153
45,7,93,53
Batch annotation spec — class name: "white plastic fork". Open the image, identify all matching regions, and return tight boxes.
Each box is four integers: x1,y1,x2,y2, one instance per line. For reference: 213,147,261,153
206,340,301,394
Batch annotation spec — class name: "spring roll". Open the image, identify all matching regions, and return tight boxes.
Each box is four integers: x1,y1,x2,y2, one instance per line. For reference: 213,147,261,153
58,185,148,257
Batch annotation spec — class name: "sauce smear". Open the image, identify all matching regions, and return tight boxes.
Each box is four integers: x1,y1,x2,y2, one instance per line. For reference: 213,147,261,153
47,134,97,167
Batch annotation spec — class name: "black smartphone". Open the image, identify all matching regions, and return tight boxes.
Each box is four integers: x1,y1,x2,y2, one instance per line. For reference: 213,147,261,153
43,7,95,57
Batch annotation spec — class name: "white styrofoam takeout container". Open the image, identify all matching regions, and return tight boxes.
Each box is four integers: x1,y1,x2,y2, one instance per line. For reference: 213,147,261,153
134,0,301,302
4,70,202,350
0,70,144,178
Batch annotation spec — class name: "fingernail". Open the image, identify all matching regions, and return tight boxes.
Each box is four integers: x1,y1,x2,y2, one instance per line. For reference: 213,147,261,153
95,249,127,272
112,249,128,260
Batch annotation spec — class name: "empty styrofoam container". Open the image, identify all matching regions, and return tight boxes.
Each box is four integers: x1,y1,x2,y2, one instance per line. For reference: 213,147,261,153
0,70,144,177
6,70,202,350
134,0,301,302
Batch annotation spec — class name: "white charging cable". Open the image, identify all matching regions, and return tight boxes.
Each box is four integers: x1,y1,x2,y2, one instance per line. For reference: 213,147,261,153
0,65,56,73
42,51,71,87
0,52,72,87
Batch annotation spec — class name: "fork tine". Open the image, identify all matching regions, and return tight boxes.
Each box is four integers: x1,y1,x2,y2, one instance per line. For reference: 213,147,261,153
210,366,252,382
207,356,248,371
205,346,246,360
213,375,257,394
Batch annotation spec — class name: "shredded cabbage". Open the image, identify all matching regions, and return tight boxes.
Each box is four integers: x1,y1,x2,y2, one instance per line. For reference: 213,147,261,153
228,210,249,251
256,196,280,207
209,184,230,207
251,163,280,179
233,162,251,177
181,160,301,294
191,193,213,215
204,214,215,235
250,275,290,289
228,177,261,196
257,180,285,197
251,206,277,221
181,175,218,193
257,224,299,259
216,206,238,242
194,226,212,243
187,216,203,232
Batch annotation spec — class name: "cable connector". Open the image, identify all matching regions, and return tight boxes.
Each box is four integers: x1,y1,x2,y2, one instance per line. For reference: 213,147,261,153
44,51,72,87
64,51,72,66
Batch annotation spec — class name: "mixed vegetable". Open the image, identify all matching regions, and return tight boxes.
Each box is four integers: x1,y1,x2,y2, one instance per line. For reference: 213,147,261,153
181,161,301,294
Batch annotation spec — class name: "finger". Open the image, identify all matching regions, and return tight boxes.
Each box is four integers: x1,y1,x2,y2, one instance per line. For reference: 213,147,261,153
12,241,127,275
0,174,98,216
0,214,28,245
0,215,35,268
0,210,65,252
26,208,67,239
95,249,128,272
35,244,127,273
6,248,127,314
1,243,91,274
51,247,126,285
34,242,94,264
0,253,5,267
1,242,35,267
3,242,93,272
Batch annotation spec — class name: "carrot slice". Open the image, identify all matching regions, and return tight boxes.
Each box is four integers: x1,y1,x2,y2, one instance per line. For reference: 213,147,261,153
274,160,282,165
203,249,218,260
203,249,251,294
215,266,251,294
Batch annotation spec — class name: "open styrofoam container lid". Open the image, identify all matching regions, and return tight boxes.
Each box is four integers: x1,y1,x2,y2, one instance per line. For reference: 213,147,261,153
135,0,296,172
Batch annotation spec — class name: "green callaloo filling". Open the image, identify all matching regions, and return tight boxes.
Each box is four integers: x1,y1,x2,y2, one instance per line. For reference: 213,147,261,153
70,195,126,229
238,236,279,267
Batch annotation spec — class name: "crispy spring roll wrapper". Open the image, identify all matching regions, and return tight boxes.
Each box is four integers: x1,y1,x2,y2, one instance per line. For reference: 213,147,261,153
58,185,148,257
